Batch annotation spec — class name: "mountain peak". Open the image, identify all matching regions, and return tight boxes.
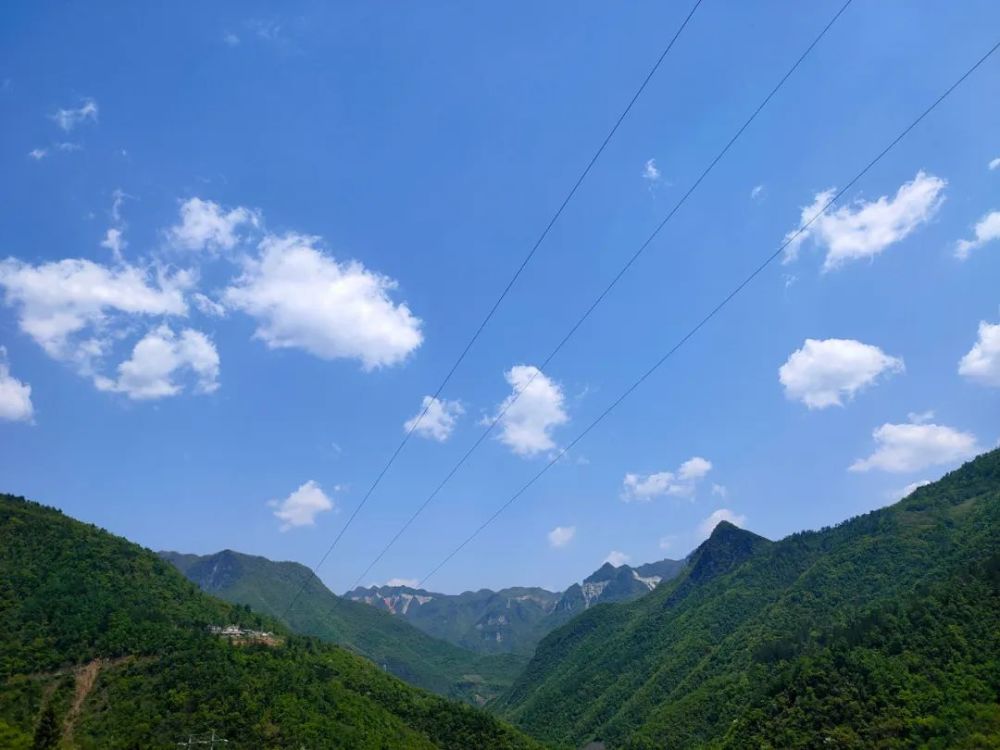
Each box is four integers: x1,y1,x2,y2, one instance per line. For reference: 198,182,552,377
687,522,770,584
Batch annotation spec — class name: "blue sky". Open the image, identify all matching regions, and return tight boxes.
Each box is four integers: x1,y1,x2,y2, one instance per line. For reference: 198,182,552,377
1,1,998,594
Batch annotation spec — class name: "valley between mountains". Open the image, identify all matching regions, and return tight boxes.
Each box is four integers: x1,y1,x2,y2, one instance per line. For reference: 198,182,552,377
2,449,998,748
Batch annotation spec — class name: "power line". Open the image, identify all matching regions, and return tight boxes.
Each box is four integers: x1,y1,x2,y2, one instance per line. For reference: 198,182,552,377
417,38,1000,589
348,0,853,590
280,0,705,618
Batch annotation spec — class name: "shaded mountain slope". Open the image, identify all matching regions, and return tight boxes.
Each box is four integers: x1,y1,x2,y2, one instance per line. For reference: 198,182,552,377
0,494,542,749
496,450,1000,749
161,549,524,704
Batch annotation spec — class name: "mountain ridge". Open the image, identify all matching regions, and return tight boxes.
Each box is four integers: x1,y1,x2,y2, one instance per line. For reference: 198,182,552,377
0,493,541,749
346,555,686,656
495,450,1000,748
159,547,526,704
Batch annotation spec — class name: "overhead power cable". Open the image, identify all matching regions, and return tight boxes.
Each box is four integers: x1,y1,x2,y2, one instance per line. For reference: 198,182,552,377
281,0,705,617
348,0,853,590
417,38,1000,588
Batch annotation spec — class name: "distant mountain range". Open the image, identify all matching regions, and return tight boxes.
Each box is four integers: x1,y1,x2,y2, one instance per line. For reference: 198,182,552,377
159,548,524,705
4,449,997,748
346,556,686,655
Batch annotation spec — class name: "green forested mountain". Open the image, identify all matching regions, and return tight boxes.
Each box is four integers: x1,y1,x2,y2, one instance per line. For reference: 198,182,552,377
160,548,525,704
496,450,1000,749
346,556,685,656
0,494,542,749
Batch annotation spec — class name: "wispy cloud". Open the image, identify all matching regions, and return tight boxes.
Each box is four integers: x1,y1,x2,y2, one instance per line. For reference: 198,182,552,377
51,98,98,131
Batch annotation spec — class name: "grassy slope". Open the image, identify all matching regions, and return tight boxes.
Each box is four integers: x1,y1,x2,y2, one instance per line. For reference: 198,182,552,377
497,450,1000,749
161,549,525,704
0,495,543,749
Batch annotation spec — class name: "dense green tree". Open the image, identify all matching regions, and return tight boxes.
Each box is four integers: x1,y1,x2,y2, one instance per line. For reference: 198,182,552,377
30,705,58,750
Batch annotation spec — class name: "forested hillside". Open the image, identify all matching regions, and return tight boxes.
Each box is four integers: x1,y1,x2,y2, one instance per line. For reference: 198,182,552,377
161,549,525,704
0,495,542,749
497,450,1000,749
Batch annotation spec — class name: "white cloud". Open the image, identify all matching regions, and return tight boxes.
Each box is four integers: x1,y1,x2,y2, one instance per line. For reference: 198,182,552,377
887,479,931,501
989,157,1000,171
778,338,904,409
100,228,126,258
223,32,240,46
621,456,712,502
711,483,728,498
751,184,765,201
0,348,34,423
489,365,568,456
678,456,711,480
604,550,629,567
783,171,945,271
0,257,187,373
958,321,1000,386
169,197,259,252
223,233,423,369
269,480,334,531
850,421,979,473
192,293,227,318
28,148,47,160
404,395,463,442
94,325,219,400
698,508,746,538
52,98,98,131
907,410,935,424
643,159,661,183
954,210,1000,260
386,577,419,588
547,525,576,549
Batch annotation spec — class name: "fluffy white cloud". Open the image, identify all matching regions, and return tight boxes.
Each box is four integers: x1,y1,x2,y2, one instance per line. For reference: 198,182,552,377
954,210,1000,260
386,577,419,588
0,349,34,423
751,184,765,201
489,365,568,456
604,550,629,566
958,321,1000,386
404,395,464,442
28,148,48,160
887,479,931,502
94,325,219,400
783,171,945,271
850,421,979,473
547,525,576,549
989,157,1000,171
0,257,187,372
778,338,904,409
698,508,746,538
52,98,98,131
224,233,422,369
621,456,712,502
169,197,259,252
643,159,661,183
269,480,334,531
